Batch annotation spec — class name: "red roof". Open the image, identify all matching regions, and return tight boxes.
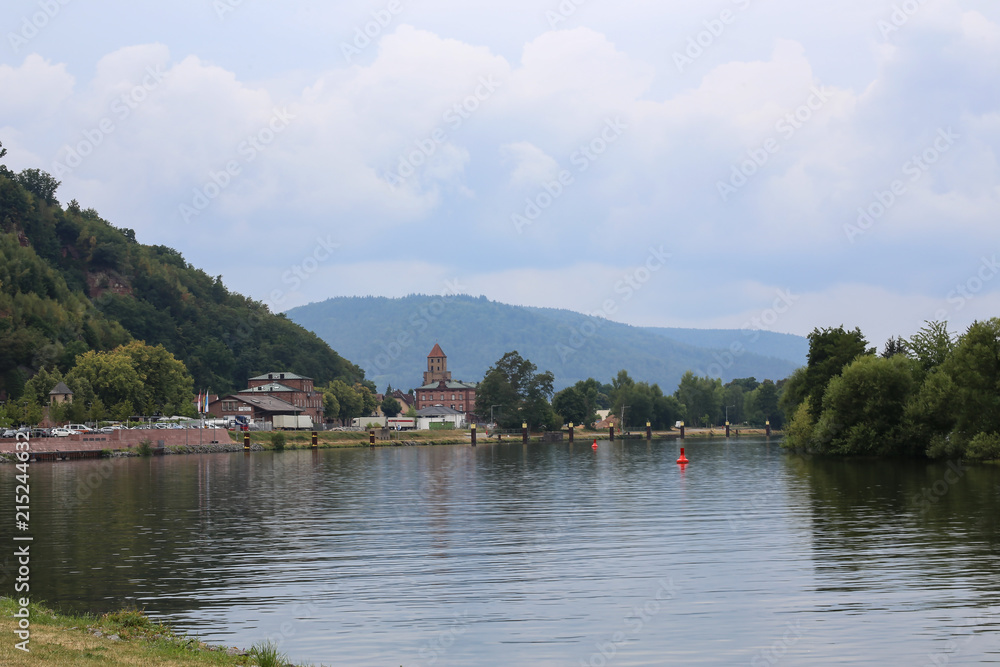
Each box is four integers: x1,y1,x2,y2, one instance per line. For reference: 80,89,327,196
427,343,446,358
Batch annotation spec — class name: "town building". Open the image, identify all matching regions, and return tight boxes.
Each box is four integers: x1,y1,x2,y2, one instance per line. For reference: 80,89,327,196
415,345,477,420
209,394,304,424
415,405,466,430
208,371,322,425
49,382,74,405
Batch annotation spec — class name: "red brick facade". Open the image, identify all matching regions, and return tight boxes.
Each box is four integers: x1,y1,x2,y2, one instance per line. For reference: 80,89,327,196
415,346,477,417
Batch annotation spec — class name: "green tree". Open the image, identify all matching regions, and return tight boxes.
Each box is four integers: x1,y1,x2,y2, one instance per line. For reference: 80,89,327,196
674,372,722,426
810,355,920,456
322,391,340,423
380,395,402,418
803,326,873,417
67,341,194,416
552,386,589,426
907,320,954,373
14,168,60,205
475,351,555,430
325,379,363,425
22,366,64,405
928,318,1000,458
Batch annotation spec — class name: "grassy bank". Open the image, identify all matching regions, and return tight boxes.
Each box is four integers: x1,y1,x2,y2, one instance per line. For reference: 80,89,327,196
0,598,298,666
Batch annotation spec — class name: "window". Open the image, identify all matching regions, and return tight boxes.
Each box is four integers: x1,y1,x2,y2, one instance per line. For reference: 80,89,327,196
459,404,464,410
451,394,456,400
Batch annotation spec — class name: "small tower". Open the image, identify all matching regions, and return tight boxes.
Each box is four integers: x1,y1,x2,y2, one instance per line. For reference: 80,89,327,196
423,344,452,385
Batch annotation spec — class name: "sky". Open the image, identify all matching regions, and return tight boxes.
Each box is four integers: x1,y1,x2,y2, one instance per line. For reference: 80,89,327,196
1,0,998,348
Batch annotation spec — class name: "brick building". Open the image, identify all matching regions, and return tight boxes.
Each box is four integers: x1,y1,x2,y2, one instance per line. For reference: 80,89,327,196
209,371,323,424
415,345,477,420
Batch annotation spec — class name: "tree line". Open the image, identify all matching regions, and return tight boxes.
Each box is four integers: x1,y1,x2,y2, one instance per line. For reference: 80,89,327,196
474,351,788,432
782,320,1000,460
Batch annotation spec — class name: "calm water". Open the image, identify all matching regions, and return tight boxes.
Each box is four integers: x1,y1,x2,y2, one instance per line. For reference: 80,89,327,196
3,438,1000,665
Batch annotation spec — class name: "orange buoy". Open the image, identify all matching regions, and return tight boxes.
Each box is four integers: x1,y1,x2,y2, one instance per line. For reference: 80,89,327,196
592,438,598,450
677,448,689,464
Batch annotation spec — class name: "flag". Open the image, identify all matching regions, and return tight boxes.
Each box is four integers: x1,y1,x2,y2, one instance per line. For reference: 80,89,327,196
204,391,210,413
196,390,202,412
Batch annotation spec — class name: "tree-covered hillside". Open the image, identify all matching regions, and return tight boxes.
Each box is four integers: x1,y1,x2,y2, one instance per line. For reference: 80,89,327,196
0,153,364,401
287,295,805,392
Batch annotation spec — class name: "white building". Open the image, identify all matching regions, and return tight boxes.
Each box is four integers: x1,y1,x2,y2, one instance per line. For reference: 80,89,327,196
415,406,466,430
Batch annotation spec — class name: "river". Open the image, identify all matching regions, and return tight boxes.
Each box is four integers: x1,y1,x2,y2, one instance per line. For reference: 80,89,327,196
4,437,999,665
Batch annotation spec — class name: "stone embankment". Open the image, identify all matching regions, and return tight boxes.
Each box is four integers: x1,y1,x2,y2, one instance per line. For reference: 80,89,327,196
0,428,234,454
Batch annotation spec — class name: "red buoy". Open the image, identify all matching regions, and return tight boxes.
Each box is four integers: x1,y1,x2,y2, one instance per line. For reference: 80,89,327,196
592,438,598,450
677,448,689,464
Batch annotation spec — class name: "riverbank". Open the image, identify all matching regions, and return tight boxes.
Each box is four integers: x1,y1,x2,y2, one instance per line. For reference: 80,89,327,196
0,428,772,463
0,597,294,666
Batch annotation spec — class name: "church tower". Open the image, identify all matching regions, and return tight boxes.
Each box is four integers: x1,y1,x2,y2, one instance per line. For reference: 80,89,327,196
423,343,452,385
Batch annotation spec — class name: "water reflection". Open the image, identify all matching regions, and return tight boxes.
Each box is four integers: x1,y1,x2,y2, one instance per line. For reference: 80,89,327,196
3,439,999,665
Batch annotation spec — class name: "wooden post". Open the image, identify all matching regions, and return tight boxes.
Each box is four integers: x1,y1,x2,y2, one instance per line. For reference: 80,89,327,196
609,425,615,442
679,422,685,438
311,431,318,448
522,422,528,444
471,423,477,447
646,421,652,441
726,421,730,438
568,422,574,444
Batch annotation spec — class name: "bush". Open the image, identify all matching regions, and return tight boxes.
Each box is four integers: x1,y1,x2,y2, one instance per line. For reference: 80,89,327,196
270,431,286,451
966,432,1000,461
136,439,153,457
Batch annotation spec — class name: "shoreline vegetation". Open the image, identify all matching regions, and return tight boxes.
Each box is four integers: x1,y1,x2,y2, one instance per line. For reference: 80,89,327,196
0,427,780,463
0,597,298,666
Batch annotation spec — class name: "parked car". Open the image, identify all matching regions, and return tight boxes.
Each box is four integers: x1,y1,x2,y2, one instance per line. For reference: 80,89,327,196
30,428,50,438
51,428,76,437
67,423,92,433
2,429,16,438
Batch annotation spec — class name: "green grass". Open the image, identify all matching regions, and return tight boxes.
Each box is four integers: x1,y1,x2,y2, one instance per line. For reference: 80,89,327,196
0,597,274,666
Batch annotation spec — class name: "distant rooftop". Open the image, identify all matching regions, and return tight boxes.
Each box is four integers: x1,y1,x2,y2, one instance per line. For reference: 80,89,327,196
417,380,478,390
49,381,73,395
427,343,446,358
249,372,312,381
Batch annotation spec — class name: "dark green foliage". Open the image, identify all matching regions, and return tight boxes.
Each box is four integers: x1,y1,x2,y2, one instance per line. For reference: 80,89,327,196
787,318,1000,461
0,170,365,399
380,395,402,418
803,326,874,417
476,351,556,430
14,168,60,205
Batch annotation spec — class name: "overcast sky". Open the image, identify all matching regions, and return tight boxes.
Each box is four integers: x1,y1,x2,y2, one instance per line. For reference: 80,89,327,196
2,0,998,347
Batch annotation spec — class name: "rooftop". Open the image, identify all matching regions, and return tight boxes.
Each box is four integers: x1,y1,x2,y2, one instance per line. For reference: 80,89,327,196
248,372,313,381
49,381,73,395
226,394,303,414
239,382,297,393
417,380,478,391
427,343,446,359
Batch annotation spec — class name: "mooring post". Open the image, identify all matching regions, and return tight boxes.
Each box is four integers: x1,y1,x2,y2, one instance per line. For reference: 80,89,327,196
312,431,318,448
726,421,731,438
471,423,477,447
243,431,250,451
609,425,615,442
765,420,771,437
646,421,652,441
370,429,376,446
679,421,685,438
568,422,574,444
522,422,528,444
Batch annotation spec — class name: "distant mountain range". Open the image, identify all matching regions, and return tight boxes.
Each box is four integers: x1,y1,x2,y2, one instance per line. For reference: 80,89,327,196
286,295,808,392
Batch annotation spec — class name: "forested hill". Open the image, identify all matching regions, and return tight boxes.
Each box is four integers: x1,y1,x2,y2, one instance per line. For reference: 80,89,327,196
0,164,365,400
287,295,806,392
